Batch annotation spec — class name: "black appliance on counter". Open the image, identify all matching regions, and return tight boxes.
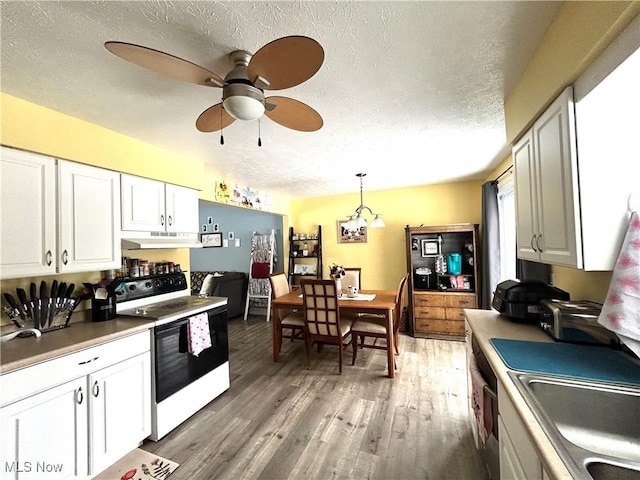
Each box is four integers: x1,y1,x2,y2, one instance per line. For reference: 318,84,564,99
492,279,570,323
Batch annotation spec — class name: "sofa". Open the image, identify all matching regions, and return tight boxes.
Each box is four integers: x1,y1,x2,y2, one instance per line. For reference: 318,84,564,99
191,271,248,319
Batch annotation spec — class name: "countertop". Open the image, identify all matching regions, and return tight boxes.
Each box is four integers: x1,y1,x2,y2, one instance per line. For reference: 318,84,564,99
0,315,155,374
464,309,573,480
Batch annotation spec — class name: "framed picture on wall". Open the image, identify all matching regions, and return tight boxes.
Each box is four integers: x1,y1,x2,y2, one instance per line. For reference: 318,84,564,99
337,220,367,244
201,232,223,248
421,239,439,257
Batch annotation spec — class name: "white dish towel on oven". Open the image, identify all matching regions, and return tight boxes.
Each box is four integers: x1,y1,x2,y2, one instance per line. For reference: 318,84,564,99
598,211,640,357
187,312,212,357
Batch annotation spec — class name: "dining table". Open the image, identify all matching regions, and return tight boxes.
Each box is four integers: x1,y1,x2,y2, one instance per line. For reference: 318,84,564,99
271,289,398,378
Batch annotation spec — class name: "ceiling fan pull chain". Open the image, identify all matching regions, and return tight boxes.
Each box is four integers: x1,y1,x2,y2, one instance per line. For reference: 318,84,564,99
220,106,225,145
258,119,262,147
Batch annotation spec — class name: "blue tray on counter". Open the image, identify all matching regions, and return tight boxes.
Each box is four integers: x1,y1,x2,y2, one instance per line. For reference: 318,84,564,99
490,338,640,386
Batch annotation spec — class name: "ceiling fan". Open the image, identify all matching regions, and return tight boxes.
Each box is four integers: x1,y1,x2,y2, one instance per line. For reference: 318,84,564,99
104,36,324,140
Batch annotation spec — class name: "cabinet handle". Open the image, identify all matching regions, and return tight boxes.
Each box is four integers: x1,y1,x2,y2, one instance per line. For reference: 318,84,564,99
168,215,173,226
530,235,538,252
160,214,165,226
62,249,68,265
76,387,84,405
92,381,100,398
78,356,99,365
537,234,543,252
45,250,53,266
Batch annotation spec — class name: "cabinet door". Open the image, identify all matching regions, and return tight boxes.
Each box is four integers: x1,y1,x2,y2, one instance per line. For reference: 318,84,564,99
0,147,56,278
0,377,88,480
165,184,199,233
498,416,529,480
121,175,166,232
532,87,581,268
513,131,540,262
58,161,121,273
88,352,151,477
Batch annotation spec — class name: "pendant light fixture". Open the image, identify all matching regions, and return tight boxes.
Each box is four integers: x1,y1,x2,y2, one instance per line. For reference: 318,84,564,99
345,173,385,231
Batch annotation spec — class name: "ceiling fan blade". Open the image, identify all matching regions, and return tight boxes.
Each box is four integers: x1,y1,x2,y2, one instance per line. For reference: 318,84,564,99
196,103,236,132
264,96,323,132
247,36,324,91
105,41,225,87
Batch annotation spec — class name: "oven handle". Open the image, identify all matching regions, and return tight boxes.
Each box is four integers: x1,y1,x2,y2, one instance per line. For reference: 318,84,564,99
483,384,497,401
154,305,227,333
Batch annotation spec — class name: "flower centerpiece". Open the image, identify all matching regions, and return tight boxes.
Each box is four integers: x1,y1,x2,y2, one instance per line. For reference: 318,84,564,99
329,263,346,296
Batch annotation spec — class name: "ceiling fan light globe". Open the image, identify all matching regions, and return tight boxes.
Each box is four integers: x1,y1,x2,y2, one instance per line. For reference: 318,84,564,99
222,83,266,121
223,96,265,121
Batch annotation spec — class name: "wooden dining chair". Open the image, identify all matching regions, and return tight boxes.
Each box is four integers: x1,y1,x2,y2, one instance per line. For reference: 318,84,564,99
351,274,409,368
301,279,354,374
269,272,306,355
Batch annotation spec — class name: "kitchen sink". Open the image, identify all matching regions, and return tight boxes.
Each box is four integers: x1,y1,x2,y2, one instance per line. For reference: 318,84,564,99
587,461,640,480
507,371,640,479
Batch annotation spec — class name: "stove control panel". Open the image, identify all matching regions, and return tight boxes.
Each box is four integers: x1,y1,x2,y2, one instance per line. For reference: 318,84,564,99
114,273,187,303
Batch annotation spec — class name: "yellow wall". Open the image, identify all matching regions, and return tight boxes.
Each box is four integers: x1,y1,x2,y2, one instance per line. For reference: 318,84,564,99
505,1,640,143
1,94,204,188
291,180,483,291
1,93,293,216
502,2,639,302
0,93,291,323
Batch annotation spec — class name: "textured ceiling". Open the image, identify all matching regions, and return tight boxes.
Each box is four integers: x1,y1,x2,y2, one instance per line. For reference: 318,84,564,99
0,1,562,198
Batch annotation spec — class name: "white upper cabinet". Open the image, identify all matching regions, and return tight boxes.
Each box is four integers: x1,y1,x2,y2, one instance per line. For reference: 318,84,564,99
513,133,538,262
165,183,199,233
0,147,57,278
120,175,166,232
0,148,122,279
121,174,198,234
58,161,121,273
574,38,639,270
514,87,582,268
514,17,639,272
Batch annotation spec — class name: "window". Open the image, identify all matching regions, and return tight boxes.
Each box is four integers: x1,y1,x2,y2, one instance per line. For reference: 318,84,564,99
497,172,516,281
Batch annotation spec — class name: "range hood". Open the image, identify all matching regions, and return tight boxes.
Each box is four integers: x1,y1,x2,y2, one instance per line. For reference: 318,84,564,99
121,232,203,250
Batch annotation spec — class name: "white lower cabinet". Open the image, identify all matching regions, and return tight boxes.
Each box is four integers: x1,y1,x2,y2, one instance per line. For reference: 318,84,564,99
498,382,543,480
0,332,151,480
88,353,151,476
1,377,88,480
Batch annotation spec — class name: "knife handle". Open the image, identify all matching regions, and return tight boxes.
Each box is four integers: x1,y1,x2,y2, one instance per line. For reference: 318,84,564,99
4,293,19,310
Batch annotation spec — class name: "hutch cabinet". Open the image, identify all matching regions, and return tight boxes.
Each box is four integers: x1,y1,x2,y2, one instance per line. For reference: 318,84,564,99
405,224,480,339
288,226,323,287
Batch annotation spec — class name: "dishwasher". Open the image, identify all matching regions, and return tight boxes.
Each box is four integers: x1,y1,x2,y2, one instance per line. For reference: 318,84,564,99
468,330,500,479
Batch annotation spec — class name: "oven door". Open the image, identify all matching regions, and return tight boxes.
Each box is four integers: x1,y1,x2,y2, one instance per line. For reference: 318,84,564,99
154,305,228,402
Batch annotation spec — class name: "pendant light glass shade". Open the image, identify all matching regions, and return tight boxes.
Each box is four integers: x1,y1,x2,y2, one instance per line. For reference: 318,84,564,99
371,214,385,228
344,173,384,231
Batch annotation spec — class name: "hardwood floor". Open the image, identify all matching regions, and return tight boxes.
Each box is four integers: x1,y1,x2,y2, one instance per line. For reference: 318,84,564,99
142,315,488,479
